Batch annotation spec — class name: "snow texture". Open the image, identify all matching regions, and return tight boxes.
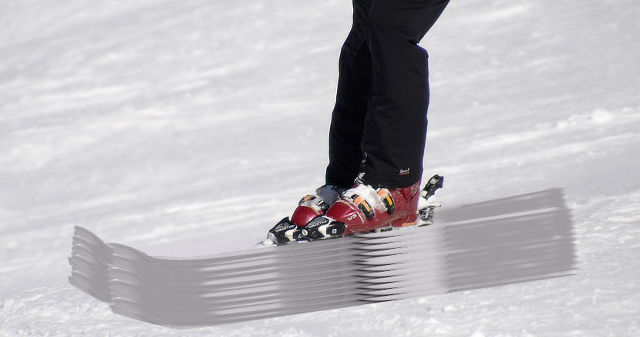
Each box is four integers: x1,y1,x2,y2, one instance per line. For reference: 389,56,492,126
1,0,639,336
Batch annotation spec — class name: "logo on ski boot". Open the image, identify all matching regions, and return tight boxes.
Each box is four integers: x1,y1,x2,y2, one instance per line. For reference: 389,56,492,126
267,217,301,245
299,216,345,241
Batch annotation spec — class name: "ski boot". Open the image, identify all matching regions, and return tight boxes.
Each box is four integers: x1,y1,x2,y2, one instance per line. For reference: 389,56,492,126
265,184,343,245
320,180,422,236
291,185,343,227
266,175,443,244
297,174,444,240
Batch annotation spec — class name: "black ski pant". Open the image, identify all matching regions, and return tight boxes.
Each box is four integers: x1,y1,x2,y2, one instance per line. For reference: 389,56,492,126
325,0,449,188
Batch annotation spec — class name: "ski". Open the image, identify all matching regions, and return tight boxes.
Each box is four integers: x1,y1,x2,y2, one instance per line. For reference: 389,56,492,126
68,188,575,327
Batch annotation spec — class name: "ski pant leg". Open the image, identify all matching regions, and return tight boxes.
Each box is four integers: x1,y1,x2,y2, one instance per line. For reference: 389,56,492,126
325,0,374,188
361,0,449,188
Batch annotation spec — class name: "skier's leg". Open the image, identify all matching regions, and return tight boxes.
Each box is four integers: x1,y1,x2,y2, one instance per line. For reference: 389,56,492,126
325,0,374,188
284,0,374,230
360,0,449,188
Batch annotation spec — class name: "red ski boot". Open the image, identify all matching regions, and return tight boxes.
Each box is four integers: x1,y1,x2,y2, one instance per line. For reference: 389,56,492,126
265,185,343,245
323,180,423,235
266,175,444,245
290,185,343,227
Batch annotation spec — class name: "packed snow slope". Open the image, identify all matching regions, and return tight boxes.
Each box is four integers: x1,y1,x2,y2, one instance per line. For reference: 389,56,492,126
1,0,639,335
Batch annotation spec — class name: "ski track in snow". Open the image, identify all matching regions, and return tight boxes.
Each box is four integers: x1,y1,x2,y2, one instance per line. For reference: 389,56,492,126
1,0,639,335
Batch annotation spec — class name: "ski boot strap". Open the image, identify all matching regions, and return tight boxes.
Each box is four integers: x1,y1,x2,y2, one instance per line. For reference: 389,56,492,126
376,188,396,215
349,194,375,219
267,217,302,245
298,194,330,214
347,188,395,219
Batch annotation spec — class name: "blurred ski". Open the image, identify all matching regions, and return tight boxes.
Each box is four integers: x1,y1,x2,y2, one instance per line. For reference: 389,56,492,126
68,188,576,327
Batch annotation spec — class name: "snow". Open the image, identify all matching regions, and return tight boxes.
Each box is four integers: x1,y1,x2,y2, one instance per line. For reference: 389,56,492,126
1,0,639,335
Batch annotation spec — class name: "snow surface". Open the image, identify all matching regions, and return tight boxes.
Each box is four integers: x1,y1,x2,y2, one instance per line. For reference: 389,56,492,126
1,0,639,335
